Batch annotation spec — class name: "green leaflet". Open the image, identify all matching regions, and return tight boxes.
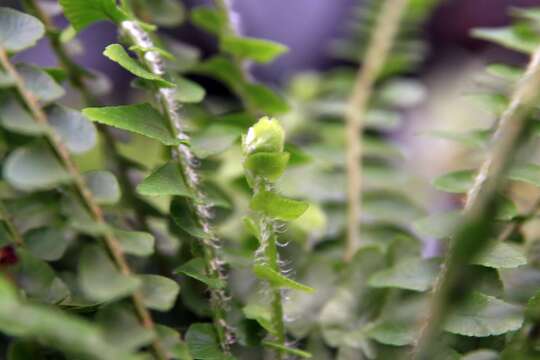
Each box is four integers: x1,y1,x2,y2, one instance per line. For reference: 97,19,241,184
16,64,65,103
83,103,183,146
368,258,439,292
84,170,121,205
3,143,71,192
444,292,524,337
252,264,314,293
472,26,540,54
103,44,175,88
0,7,44,52
190,6,226,35
25,227,70,262
250,191,309,221
170,197,207,239
113,229,155,257
47,105,97,154
175,76,206,103
174,258,225,289
221,35,288,64
473,243,527,269
185,323,223,360
0,278,135,360
262,341,312,358
78,244,141,302
134,0,185,27
0,94,44,135
59,0,128,32
136,161,193,198
139,274,180,312
243,303,274,333
244,152,290,182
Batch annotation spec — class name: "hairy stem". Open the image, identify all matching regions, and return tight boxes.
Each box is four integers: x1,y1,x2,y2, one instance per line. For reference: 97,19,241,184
413,47,540,360
0,47,168,360
344,0,409,262
120,20,233,351
0,201,23,247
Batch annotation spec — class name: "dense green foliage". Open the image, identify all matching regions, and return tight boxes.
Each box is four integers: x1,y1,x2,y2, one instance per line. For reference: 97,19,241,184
1,0,540,359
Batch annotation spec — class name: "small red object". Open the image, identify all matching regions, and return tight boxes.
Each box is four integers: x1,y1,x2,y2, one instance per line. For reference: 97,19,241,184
0,245,18,266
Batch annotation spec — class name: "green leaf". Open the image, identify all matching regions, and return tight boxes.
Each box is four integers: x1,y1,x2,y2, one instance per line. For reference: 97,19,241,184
191,124,241,158
25,227,70,261
83,103,183,146
250,191,309,221
444,292,524,337
221,35,288,63
4,144,71,191
157,325,193,360
366,322,416,346
190,6,226,34
433,169,474,193
185,323,222,360
243,83,290,115
413,211,462,239
103,44,175,88
137,161,192,198
84,170,121,205
0,278,134,360
17,64,65,103
508,163,540,187
472,26,540,54
473,243,527,269
78,244,141,302
429,129,490,148
174,258,225,289
59,0,128,32
97,304,155,352
0,7,44,52
243,303,274,333
486,63,523,82
134,0,185,27
170,197,207,239
175,76,206,103
262,341,312,358
139,274,180,311
47,105,97,154
114,229,155,257
253,264,314,293
0,94,44,135
244,152,290,182
368,258,439,292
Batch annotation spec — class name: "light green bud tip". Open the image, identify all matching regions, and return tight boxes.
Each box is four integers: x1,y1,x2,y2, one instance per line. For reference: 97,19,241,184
243,117,285,155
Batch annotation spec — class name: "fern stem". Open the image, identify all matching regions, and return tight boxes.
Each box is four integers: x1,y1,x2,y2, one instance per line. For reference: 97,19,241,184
120,20,233,352
258,211,286,359
0,201,24,247
344,0,409,262
413,47,540,360
0,47,168,360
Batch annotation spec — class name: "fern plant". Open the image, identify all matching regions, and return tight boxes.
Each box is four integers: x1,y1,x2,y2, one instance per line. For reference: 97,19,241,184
2,1,540,360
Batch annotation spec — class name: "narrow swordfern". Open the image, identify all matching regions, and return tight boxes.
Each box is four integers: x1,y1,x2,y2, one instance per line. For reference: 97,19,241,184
242,117,312,359
413,46,540,360
0,44,169,360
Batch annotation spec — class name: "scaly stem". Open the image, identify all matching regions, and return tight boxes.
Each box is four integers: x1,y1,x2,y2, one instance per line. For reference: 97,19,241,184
0,47,168,360
0,201,23,247
120,20,233,351
413,47,540,360
344,0,409,262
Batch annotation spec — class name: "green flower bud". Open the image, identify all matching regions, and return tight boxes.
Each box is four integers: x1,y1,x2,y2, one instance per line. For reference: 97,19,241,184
242,117,285,155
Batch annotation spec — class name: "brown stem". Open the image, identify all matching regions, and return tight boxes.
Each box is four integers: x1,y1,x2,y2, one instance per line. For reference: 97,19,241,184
0,47,168,360
344,0,409,262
